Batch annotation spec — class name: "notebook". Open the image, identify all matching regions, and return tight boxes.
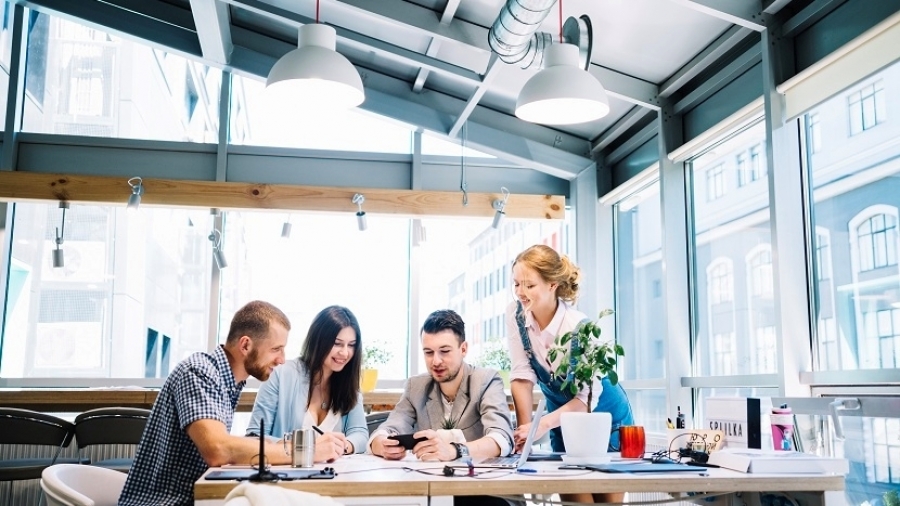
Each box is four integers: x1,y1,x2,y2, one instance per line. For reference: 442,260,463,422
471,399,546,469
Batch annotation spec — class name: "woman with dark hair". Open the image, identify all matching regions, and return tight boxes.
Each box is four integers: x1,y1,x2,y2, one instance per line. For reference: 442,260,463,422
247,305,367,463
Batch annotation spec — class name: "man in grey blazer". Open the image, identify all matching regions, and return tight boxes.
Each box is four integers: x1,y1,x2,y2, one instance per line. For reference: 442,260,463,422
369,309,514,461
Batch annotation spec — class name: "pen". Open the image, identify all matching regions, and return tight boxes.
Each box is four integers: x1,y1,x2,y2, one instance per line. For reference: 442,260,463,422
311,426,325,435
667,418,675,429
517,468,538,473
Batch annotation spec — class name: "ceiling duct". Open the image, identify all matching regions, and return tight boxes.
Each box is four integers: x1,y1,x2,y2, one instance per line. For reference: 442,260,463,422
488,0,592,70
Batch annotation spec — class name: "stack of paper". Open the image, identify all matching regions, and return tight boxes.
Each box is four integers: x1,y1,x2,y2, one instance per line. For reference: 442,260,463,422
707,448,849,474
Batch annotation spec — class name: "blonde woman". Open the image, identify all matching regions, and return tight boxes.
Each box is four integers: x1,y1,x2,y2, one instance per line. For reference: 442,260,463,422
506,245,633,503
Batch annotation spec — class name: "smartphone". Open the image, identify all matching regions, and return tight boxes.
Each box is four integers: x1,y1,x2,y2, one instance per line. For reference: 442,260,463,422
388,433,428,450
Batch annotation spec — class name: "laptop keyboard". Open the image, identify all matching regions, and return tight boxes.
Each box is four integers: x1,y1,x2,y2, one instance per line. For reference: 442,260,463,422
479,455,519,466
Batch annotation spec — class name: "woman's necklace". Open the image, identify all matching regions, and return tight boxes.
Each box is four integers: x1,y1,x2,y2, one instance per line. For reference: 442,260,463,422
316,383,328,411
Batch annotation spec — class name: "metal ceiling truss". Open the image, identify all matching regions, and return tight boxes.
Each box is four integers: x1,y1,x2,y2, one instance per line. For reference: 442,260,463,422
591,107,654,154
190,0,234,65
666,0,767,31
659,25,754,98
18,0,592,179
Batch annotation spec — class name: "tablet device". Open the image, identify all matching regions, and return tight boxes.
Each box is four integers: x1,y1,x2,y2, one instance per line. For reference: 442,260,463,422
388,434,428,450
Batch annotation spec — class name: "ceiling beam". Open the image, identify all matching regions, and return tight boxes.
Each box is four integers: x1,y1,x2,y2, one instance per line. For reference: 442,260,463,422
605,119,659,166
413,0,462,92
659,25,753,97
224,0,482,84
666,0,766,31
781,0,844,37
591,107,652,153
448,54,502,138
335,0,660,109
440,0,462,25
21,0,201,56
228,27,592,179
0,171,565,219
673,43,761,114
189,0,233,64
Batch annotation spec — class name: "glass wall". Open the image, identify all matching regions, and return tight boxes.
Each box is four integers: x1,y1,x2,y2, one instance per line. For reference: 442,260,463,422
229,75,414,153
613,179,666,432
21,13,221,142
0,0,13,122
687,121,775,380
0,203,213,378
806,60,900,372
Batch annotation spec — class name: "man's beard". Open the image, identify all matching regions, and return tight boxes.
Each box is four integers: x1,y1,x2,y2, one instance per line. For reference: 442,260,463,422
434,364,460,384
244,348,271,382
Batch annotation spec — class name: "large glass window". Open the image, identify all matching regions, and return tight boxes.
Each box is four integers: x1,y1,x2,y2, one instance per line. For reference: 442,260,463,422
0,0,13,122
21,13,220,142
806,60,900,373
1,203,213,378
689,120,775,376
229,75,413,153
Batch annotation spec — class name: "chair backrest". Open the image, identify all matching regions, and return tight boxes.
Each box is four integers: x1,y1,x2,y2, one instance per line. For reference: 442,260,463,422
73,408,149,448
41,464,127,506
365,412,389,436
0,408,75,465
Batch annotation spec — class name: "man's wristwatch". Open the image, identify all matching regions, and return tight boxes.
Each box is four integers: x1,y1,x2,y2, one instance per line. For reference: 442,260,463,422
450,442,469,460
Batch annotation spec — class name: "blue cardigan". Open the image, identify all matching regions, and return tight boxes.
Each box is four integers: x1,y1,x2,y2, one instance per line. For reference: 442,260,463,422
246,358,368,454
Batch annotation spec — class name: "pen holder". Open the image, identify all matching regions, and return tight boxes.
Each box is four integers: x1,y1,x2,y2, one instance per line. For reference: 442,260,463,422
666,429,724,454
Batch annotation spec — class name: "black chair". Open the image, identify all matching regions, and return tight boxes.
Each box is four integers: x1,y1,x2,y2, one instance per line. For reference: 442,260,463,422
0,408,76,502
366,411,389,435
74,407,150,473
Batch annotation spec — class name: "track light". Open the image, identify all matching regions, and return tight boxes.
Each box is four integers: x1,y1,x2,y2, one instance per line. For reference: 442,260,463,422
127,176,144,210
352,193,367,231
491,187,510,230
53,201,69,268
208,229,227,269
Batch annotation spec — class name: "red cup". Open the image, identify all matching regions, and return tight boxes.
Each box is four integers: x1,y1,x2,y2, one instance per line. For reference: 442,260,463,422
615,425,646,459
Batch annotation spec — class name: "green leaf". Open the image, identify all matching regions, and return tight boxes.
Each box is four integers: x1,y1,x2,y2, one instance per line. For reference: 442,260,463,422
607,370,619,385
598,309,615,319
615,344,625,356
591,326,601,337
568,383,578,395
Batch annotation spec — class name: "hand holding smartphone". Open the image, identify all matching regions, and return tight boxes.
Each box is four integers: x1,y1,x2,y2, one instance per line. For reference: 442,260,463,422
387,433,428,450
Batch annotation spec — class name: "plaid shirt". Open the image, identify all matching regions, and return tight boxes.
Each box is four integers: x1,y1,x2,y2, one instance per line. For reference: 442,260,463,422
119,345,245,506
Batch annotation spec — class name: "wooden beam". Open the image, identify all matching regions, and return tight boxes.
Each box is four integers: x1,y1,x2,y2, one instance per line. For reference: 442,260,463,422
0,172,565,220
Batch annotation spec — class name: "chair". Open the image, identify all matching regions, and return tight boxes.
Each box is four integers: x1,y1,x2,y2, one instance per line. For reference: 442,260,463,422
41,464,127,506
365,412,389,435
0,408,77,504
74,407,149,473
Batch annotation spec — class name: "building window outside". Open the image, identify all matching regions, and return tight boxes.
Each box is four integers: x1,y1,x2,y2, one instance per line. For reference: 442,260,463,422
869,417,900,484
737,144,765,187
849,81,886,136
712,332,736,375
856,214,898,272
753,326,777,374
816,230,832,281
708,260,733,304
748,247,773,298
706,164,725,201
817,317,839,370
863,309,900,369
808,112,822,153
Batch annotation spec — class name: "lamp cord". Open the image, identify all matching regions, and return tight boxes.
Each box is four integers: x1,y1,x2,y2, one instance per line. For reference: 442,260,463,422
558,0,563,43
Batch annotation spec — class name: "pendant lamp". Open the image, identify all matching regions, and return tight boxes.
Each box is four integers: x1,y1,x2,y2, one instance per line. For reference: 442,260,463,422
515,42,609,125
266,23,364,110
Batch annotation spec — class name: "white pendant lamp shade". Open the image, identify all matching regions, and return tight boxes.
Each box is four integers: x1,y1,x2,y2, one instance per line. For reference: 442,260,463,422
515,43,610,125
266,24,364,110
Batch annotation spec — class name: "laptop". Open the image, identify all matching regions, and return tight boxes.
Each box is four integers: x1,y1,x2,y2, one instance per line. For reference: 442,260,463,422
471,399,546,469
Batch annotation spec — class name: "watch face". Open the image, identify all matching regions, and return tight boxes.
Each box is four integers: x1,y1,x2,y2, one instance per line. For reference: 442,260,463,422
458,444,469,457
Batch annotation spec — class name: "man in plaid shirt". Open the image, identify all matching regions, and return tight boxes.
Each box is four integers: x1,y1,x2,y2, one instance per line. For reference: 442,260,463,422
119,300,293,506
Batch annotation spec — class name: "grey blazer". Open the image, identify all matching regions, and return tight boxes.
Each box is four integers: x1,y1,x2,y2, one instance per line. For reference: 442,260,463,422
378,363,514,456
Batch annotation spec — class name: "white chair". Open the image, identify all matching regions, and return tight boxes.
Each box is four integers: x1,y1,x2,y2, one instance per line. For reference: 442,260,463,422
40,464,127,506
223,483,345,506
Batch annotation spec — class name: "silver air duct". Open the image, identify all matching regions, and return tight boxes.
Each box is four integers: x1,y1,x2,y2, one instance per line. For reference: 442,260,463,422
488,0,593,70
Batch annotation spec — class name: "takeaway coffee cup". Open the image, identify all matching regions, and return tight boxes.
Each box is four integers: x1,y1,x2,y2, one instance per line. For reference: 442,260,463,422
283,428,316,467
612,425,646,459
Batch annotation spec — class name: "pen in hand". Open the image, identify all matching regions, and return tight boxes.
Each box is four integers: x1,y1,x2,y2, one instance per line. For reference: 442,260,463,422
311,425,325,435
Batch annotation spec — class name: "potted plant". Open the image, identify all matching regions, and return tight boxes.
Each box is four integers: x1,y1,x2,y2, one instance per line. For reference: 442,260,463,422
547,309,624,456
361,341,393,393
475,337,512,387
548,309,623,411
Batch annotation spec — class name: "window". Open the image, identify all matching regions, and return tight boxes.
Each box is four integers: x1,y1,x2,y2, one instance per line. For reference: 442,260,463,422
690,120,773,377
614,180,664,382
807,112,822,153
706,164,725,201
1,203,213,378
707,260,733,304
848,81,886,135
856,213,898,272
806,63,900,375
229,75,414,154
737,144,765,186
753,326,776,373
22,13,220,142
748,247,773,298
870,417,900,483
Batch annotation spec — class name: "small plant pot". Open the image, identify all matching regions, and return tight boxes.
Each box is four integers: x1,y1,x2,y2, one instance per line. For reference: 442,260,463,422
361,369,378,392
560,411,612,460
